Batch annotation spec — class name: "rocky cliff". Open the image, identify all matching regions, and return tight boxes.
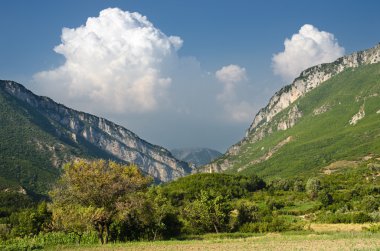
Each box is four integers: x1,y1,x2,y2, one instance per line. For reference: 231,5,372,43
205,43,380,173
1,81,191,182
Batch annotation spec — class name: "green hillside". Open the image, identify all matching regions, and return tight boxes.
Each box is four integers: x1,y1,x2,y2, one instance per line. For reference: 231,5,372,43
0,85,116,195
0,87,74,194
217,63,380,179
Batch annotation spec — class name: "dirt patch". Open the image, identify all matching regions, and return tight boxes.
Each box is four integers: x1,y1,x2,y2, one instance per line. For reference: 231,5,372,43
322,160,359,175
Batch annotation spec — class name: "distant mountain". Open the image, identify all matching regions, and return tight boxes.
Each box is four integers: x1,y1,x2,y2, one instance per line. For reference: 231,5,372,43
0,81,191,194
203,43,380,178
171,147,222,167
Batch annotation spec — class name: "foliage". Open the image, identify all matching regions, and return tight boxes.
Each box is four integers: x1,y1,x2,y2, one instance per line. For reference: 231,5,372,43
366,224,380,233
51,204,94,243
306,178,321,200
162,173,265,205
8,202,51,238
0,231,98,250
317,211,373,224
182,190,231,234
239,216,293,233
50,159,151,244
0,191,34,218
318,190,334,207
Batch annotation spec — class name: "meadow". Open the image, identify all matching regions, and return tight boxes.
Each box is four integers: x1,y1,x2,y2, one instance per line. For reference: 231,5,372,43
47,231,380,251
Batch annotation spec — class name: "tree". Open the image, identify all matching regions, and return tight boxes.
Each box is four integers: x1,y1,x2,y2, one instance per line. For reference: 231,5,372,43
51,204,93,243
146,186,180,240
50,159,151,244
306,178,321,200
229,200,259,231
183,190,230,234
9,201,51,238
318,190,333,207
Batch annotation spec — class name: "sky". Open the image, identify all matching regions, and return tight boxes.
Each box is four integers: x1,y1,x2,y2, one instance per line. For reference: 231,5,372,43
1,0,380,152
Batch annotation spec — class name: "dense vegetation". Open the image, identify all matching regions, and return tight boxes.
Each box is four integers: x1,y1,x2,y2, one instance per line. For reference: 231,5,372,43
1,158,379,250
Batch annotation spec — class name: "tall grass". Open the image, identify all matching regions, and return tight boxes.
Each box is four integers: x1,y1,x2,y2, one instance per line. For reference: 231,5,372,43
0,231,98,251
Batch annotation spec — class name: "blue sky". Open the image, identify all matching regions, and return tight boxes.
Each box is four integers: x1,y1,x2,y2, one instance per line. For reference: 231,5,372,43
1,0,379,152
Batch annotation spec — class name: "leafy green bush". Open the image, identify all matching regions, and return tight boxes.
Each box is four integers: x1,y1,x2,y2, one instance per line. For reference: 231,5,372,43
360,196,380,212
9,202,51,238
265,199,285,211
239,216,292,233
318,190,334,207
366,224,380,233
162,173,266,205
318,211,373,223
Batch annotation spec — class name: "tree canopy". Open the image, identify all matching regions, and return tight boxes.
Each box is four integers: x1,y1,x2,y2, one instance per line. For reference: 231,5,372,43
50,160,151,244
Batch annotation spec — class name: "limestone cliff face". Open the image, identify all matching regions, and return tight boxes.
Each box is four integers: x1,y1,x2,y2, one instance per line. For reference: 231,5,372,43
204,43,380,173
247,44,380,136
1,81,191,182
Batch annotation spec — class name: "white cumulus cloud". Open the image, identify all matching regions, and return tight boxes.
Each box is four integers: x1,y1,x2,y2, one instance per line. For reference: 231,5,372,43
272,24,345,82
216,64,247,102
216,64,247,84
215,64,254,123
33,8,182,113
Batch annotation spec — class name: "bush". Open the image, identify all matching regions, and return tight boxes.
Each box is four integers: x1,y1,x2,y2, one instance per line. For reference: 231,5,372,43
229,200,259,231
366,224,380,233
318,211,373,223
265,199,285,211
0,224,10,241
360,196,380,212
351,212,373,223
239,216,292,233
319,190,333,207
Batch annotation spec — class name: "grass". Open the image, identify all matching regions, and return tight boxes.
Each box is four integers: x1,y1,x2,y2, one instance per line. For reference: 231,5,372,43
308,223,371,232
45,232,380,251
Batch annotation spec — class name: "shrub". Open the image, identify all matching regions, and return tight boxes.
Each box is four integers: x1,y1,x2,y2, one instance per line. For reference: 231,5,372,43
265,199,285,211
366,224,380,233
318,211,373,223
318,190,333,207
239,216,292,233
306,178,321,200
360,196,380,212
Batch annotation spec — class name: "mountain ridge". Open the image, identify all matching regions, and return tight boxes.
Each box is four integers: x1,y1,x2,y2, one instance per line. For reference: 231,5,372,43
0,80,191,192
204,43,380,174
171,147,222,167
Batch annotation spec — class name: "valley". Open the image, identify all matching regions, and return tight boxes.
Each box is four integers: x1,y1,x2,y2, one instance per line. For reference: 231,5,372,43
0,3,380,249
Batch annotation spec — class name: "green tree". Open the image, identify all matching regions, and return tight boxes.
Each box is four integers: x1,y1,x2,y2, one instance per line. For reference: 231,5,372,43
50,160,151,244
229,200,259,231
306,178,321,200
183,190,230,234
319,190,333,207
9,202,51,238
51,204,93,243
146,186,179,240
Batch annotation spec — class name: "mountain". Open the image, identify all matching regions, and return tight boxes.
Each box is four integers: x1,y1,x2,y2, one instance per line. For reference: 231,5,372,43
0,80,191,194
171,147,222,167
203,43,380,178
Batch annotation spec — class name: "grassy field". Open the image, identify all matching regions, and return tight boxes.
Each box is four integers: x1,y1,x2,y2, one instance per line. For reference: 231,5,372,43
46,231,380,251
308,223,371,232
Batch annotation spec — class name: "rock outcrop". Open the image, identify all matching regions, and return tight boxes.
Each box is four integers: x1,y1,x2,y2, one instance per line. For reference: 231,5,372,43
247,43,380,137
